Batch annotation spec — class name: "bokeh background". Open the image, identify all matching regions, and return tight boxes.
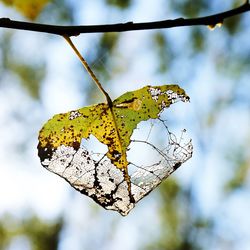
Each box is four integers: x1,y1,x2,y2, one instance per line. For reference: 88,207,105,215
0,0,250,249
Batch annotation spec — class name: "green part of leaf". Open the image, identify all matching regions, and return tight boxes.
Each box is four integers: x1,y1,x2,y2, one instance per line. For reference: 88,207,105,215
38,85,189,171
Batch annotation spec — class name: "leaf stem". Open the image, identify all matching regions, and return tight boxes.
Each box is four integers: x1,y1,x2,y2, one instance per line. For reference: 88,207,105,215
63,36,113,105
63,37,130,184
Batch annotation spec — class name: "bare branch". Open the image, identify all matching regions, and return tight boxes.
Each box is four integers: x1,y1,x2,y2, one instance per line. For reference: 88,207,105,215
0,2,249,36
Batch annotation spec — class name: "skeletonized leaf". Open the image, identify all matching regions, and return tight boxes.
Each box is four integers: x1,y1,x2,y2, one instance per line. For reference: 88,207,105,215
38,85,193,215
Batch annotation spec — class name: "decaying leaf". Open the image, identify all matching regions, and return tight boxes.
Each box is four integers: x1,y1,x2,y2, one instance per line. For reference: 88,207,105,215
1,0,49,20
38,85,193,215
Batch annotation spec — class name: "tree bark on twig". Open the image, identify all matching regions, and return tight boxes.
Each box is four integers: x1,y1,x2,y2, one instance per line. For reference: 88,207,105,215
0,2,249,36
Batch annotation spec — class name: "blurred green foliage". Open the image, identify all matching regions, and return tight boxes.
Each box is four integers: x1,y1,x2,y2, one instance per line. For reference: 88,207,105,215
0,0,50,20
39,0,74,24
153,32,173,73
190,28,205,52
0,0,74,99
91,33,120,81
0,214,63,250
0,34,44,98
169,0,209,17
225,145,250,191
144,179,215,250
105,0,131,9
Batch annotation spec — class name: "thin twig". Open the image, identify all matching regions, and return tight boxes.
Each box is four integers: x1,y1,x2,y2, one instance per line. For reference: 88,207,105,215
63,36,112,105
0,2,249,36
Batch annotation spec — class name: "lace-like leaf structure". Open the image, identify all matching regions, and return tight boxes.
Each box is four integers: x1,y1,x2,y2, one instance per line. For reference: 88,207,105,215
38,85,193,216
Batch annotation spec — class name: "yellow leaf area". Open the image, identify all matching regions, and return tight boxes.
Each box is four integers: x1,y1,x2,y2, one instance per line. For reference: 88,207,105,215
38,85,189,186
1,0,49,19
